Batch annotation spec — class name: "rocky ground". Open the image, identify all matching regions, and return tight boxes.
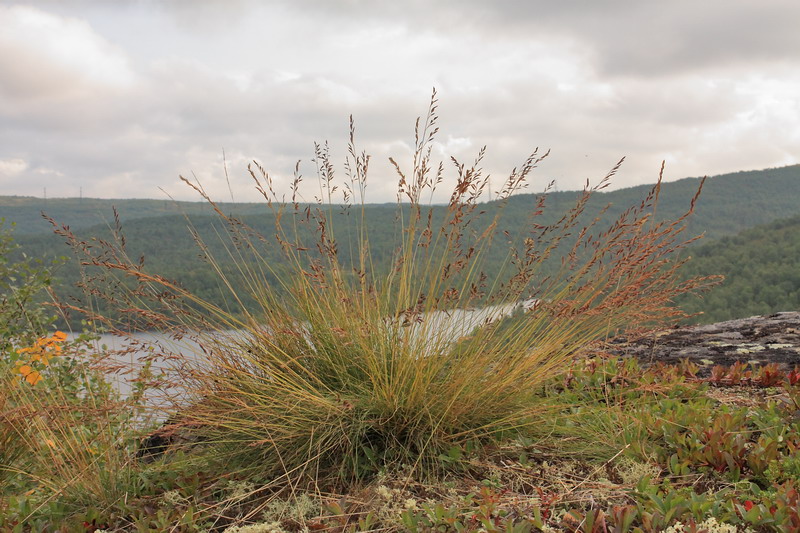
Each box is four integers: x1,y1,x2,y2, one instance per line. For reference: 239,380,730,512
600,312,800,376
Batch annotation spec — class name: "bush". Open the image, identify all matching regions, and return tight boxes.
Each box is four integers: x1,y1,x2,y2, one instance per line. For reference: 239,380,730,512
1,219,57,487
0,221,159,526
0,219,58,350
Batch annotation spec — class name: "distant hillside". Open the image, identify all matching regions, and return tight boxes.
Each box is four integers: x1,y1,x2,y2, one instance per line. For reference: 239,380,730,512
677,214,800,323
568,164,800,241
3,164,800,241
0,196,268,235
6,164,800,326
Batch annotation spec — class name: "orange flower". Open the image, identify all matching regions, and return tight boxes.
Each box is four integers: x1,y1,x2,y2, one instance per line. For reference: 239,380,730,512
52,331,68,342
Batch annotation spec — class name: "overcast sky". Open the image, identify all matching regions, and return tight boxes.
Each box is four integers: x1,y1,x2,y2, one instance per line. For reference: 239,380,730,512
1,0,799,203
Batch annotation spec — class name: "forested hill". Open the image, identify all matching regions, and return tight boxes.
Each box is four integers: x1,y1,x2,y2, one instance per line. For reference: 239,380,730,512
5,164,800,326
677,214,800,324
576,164,800,241
0,196,268,235
3,164,800,241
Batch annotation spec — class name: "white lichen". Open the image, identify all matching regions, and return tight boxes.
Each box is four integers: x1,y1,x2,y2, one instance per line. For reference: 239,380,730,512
223,522,288,533
372,484,420,522
664,516,744,533
615,457,661,486
161,489,188,507
735,344,765,354
227,480,256,502
261,493,319,523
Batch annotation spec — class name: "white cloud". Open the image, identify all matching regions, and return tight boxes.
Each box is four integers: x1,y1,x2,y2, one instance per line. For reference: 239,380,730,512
0,1,798,201
0,157,28,176
0,5,134,102
436,136,473,157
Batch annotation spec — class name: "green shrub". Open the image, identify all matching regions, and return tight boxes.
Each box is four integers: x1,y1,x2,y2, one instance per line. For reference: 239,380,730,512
0,219,59,349
1,219,57,488
0,221,163,527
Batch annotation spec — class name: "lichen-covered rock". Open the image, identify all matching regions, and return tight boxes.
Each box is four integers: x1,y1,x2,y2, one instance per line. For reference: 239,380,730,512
600,312,800,375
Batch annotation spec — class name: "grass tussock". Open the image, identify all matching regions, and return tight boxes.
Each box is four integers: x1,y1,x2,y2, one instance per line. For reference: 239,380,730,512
14,94,788,531
54,92,713,489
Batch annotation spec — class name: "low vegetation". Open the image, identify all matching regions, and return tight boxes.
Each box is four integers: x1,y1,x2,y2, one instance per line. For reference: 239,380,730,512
2,96,797,531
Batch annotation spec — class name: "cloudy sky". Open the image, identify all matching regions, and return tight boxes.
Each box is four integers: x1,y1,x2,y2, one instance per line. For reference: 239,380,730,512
1,1,799,203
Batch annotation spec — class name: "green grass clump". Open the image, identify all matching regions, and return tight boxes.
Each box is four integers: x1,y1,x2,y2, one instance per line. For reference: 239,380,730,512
57,93,711,490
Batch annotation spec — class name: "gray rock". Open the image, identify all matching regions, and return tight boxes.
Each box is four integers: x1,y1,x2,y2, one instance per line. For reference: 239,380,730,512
598,312,800,376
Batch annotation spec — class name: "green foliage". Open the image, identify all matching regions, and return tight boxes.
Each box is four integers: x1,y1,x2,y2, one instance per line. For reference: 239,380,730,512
536,356,800,532
1,219,60,488
5,165,800,240
677,213,800,323
0,195,272,236
7,340,800,530
0,219,60,348
400,487,542,532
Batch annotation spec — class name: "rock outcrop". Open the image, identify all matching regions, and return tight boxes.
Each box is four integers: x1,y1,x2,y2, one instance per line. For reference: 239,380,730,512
600,312,800,375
